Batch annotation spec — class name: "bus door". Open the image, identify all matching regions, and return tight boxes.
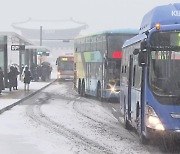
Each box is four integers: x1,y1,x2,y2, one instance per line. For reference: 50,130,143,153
127,55,133,121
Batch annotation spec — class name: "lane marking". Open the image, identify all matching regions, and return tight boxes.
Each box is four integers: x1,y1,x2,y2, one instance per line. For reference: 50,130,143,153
112,107,117,112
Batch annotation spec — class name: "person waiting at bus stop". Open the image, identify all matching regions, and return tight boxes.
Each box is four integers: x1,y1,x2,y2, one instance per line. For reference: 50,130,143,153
23,66,32,91
0,67,4,94
7,66,16,91
13,66,20,90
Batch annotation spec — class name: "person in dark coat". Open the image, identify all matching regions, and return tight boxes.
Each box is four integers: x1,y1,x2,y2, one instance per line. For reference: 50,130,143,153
7,66,16,91
13,66,20,90
41,65,47,81
0,67,4,94
23,66,32,91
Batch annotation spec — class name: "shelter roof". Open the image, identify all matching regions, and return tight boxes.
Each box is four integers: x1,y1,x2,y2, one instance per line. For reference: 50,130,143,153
0,31,33,45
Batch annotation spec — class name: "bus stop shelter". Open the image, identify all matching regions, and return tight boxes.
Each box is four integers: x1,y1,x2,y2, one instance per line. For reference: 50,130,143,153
0,32,50,88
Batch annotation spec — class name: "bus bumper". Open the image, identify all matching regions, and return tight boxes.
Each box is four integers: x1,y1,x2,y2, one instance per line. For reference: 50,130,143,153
146,127,180,140
103,90,120,100
58,75,74,80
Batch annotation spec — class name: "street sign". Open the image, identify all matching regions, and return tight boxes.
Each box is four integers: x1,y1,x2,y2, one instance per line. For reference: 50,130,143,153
11,45,25,51
37,51,50,56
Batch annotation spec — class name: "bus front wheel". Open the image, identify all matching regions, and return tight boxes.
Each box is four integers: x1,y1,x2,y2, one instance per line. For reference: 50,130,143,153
123,101,131,130
139,133,149,144
137,115,149,144
124,112,131,130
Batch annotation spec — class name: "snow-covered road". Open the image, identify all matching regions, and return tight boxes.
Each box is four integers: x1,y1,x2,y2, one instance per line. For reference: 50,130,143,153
0,81,171,154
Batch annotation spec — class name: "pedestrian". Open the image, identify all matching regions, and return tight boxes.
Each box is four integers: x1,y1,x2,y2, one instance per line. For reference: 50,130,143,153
7,66,16,91
37,65,42,81
23,66,32,91
47,64,52,80
0,67,4,94
13,66,20,90
41,64,47,81
30,63,36,81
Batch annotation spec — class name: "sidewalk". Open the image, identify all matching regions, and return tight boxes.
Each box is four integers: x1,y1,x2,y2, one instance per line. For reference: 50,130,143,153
0,79,56,114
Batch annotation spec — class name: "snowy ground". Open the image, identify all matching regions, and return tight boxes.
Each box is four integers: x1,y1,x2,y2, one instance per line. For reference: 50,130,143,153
0,68,57,110
0,81,161,154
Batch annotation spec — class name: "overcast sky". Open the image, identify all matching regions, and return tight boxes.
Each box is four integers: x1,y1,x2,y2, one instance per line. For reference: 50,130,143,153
1,0,180,34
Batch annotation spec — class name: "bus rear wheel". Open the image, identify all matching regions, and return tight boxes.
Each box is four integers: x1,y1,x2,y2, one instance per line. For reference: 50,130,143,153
81,81,85,97
78,80,81,94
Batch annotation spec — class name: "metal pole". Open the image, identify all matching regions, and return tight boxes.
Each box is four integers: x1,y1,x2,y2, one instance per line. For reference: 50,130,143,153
40,26,42,46
40,26,43,64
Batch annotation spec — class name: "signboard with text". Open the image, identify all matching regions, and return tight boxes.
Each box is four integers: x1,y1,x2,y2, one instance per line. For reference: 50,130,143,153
11,45,25,51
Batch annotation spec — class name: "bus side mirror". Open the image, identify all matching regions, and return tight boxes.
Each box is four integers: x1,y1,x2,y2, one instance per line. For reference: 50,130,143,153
141,40,147,51
138,51,147,66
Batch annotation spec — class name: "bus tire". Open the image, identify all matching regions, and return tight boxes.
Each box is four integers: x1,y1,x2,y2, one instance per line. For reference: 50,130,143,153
124,113,131,130
123,101,131,130
139,133,149,145
137,119,149,144
136,106,149,144
81,80,86,97
78,79,81,94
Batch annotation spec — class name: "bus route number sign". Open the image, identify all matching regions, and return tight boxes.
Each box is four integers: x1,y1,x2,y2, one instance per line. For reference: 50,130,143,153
11,45,25,51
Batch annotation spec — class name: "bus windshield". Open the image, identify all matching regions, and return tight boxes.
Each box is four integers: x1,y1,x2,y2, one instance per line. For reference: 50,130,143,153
58,61,73,71
108,34,135,54
107,60,120,86
149,50,180,104
149,31,180,104
149,31,180,103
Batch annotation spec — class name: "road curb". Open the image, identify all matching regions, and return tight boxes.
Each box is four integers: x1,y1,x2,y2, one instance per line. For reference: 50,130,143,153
0,79,57,115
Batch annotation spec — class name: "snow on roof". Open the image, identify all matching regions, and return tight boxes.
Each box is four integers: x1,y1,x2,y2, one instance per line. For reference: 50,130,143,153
0,31,33,45
12,18,87,30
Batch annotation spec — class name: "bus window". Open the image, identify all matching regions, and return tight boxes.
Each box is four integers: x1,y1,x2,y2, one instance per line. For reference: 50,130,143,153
108,34,135,58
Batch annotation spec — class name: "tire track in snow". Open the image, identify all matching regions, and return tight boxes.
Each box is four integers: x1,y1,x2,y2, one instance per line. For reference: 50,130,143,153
26,87,115,154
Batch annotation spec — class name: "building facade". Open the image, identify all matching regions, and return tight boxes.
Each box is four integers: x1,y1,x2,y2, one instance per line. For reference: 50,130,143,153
12,18,87,66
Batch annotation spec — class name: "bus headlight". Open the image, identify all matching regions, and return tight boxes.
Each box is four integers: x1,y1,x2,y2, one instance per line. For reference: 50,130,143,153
110,86,115,92
57,72,61,78
106,84,120,93
146,105,165,131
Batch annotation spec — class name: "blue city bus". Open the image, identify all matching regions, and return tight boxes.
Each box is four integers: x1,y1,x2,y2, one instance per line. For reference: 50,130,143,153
120,3,180,143
74,29,137,100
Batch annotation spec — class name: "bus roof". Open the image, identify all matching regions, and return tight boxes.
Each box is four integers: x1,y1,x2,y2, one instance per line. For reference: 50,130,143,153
123,3,180,48
140,3,180,34
75,29,138,39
